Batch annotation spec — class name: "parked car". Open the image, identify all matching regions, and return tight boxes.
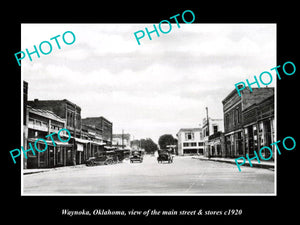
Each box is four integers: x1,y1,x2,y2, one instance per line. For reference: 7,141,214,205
157,151,173,163
85,151,117,166
130,150,144,163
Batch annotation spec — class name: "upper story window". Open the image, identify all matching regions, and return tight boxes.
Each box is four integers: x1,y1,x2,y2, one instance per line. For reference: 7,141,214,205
185,132,194,140
213,125,218,134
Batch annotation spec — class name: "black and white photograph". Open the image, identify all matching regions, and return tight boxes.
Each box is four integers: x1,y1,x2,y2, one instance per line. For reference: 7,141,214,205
4,4,298,224
21,23,276,195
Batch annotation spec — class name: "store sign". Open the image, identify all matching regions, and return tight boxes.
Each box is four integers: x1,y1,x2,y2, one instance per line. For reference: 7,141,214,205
77,144,84,152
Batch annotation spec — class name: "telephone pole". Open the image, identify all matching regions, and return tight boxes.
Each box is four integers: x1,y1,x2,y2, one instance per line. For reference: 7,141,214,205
122,129,124,149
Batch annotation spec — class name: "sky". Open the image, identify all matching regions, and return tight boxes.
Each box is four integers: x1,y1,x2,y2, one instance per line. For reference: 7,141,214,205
21,23,276,143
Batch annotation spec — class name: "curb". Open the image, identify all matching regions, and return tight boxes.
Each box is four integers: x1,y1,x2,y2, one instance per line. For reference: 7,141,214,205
192,157,275,170
23,170,51,175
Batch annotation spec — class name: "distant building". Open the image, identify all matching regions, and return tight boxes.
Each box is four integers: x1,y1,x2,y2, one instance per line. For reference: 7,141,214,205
81,123,106,160
177,128,204,155
81,117,113,145
202,117,224,157
112,133,131,149
222,87,274,158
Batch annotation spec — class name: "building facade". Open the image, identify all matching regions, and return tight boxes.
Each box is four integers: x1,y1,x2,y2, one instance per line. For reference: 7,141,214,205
80,123,106,161
24,106,73,169
81,117,113,145
242,94,275,158
202,117,224,157
222,87,274,158
27,99,82,138
27,99,82,165
112,133,131,149
177,128,204,155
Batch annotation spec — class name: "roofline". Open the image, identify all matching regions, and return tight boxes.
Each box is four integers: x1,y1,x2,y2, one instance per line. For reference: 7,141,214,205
177,128,202,133
27,105,65,123
27,99,81,110
82,116,112,124
222,87,275,104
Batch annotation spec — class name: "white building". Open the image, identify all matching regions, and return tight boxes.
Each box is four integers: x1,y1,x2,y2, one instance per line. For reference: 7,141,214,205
202,117,224,157
112,133,131,148
176,128,204,156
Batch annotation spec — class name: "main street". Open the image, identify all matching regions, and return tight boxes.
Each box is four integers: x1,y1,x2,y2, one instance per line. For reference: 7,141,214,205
23,155,275,195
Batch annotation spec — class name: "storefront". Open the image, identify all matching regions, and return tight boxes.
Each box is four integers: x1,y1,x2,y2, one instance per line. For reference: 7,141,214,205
26,138,72,168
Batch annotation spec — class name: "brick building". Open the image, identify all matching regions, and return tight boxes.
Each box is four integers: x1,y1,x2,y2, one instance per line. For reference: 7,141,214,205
222,87,274,158
81,123,106,160
81,117,113,145
27,99,82,165
27,99,82,138
24,106,72,169
242,93,275,158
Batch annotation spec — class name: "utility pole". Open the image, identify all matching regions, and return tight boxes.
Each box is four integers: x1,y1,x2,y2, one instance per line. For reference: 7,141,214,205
122,129,124,149
206,107,209,135
206,107,210,158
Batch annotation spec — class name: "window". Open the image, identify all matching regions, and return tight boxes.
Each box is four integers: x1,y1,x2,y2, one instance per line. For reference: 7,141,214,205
213,125,218,134
198,142,204,146
236,107,240,124
183,143,189,147
225,114,229,129
191,142,197,147
185,132,194,140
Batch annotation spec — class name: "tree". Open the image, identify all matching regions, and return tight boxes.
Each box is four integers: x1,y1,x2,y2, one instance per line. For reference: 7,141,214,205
158,134,177,150
143,138,159,154
131,138,158,154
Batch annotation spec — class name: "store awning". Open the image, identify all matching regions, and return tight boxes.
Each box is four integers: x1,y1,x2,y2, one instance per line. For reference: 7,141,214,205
91,141,106,146
74,137,90,144
27,138,72,147
104,146,117,150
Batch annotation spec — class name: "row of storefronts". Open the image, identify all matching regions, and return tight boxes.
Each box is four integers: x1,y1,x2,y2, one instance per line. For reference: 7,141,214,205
177,87,275,159
221,87,275,159
23,81,114,169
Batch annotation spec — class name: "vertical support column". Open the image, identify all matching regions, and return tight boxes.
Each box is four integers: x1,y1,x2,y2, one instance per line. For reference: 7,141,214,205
53,146,56,167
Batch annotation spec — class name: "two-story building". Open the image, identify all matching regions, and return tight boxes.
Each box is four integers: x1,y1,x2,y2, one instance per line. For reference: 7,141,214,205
81,117,113,145
27,99,82,165
201,117,224,158
222,86,274,158
112,133,131,149
202,116,224,157
24,106,72,169
80,123,106,161
177,128,204,155
242,93,275,158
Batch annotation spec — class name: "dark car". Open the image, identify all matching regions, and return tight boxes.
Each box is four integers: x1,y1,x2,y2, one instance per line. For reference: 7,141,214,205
157,151,173,163
130,150,144,163
85,151,117,166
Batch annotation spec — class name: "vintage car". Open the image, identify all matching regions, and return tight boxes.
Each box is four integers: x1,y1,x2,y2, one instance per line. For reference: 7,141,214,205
130,150,144,163
157,151,173,164
85,151,118,166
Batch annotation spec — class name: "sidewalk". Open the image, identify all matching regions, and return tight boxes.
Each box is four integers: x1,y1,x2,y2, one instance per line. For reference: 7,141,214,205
192,155,275,170
23,164,86,175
